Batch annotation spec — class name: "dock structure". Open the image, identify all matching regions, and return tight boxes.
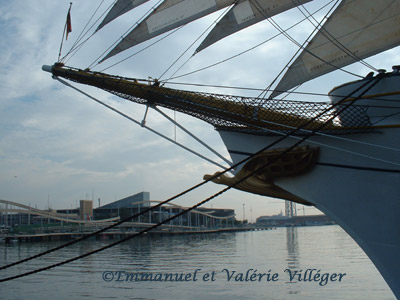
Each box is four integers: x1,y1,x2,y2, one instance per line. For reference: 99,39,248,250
1,226,273,243
1,192,275,243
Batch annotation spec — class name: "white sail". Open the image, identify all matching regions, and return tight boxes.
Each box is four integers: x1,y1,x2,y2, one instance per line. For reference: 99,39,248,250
195,0,312,53
102,0,236,61
271,0,400,98
97,0,149,31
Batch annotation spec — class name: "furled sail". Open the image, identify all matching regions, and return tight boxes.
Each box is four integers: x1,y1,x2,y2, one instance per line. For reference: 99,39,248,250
195,0,311,53
101,0,236,61
271,0,400,98
97,0,149,31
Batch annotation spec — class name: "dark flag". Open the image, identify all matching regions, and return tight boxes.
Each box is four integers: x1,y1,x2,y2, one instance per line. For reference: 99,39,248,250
66,5,72,40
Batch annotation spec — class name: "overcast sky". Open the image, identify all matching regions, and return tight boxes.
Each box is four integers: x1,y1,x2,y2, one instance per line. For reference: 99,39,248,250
1,0,399,220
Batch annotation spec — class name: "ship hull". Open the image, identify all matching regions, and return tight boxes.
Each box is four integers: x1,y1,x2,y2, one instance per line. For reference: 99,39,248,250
218,72,400,296
219,127,400,296
45,64,400,297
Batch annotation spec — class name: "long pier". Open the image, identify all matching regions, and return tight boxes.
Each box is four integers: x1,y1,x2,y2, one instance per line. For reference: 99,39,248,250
1,226,274,243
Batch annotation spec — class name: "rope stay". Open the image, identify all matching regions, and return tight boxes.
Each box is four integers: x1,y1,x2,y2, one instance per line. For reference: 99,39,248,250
258,0,340,100
55,77,228,170
60,0,114,64
152,106,232,166
5,0,400,282
58,0,353,89
59,70,400,165
0,72,382,281
57,2,73,62
60,0,165,69
165,0,339,82
256,0,364,100
158,1,239,82
61,0,108,63
246,116,400,167
50,65,376,137
99,26,184,73
89,0,165,70
293,0,378,72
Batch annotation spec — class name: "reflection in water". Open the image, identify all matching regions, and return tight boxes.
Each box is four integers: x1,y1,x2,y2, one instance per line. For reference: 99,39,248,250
285,226,300,296
286,226,299,269
0,227,395,300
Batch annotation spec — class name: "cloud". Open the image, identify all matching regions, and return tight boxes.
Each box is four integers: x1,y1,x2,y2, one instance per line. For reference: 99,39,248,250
5,0,383,218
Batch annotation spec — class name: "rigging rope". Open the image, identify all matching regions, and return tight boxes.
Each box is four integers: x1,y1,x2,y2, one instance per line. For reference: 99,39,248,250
293,0,378,72
58,72,400,157
61,0,107,63
165,0,339,82
57,78,228,169
250,0,363,100
0,73,382,281
231,107,400,165
61,0,115,64
152,106,232,165
256,0,340,99
88,0,164,70
99,27,183,73
163,80,328,98
57,2,73,62
158,1,239,82
163,80,400,106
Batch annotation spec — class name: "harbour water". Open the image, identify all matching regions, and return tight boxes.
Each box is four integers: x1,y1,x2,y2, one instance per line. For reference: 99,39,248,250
1,225,395,299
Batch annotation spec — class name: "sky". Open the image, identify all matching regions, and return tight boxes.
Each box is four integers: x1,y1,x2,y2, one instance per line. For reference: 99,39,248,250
1,0,399,221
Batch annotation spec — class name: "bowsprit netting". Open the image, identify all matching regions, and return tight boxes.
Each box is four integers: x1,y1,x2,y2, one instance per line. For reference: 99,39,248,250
51,65,373,135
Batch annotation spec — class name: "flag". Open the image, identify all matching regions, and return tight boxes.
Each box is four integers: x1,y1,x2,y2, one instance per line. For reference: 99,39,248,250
66,8,72,40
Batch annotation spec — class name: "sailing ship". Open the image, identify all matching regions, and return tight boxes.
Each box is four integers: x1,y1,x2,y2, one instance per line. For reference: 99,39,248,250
43,0,400,297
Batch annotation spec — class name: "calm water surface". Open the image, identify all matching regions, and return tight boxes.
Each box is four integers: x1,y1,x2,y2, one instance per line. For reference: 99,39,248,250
0,225,395,299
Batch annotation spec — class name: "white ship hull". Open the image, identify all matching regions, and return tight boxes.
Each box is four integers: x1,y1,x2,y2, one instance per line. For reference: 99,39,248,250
45,63,400,297
37,0,400,297
218,72,400,297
